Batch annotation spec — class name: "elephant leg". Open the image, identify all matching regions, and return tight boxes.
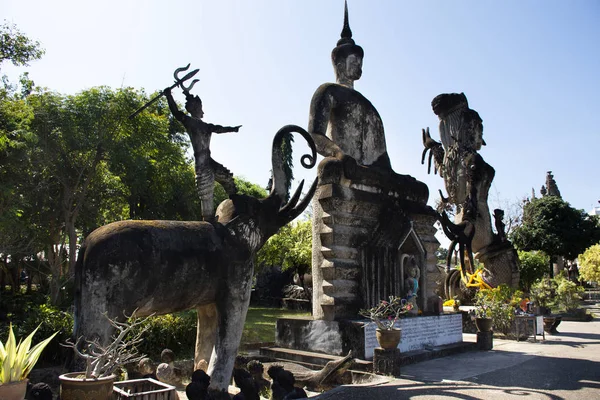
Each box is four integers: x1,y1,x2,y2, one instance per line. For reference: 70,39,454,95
207,263,253,397
195,303,218,370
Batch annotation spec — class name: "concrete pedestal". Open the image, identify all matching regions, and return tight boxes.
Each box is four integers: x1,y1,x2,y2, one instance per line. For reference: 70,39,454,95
373,348,401,377
477,331,493,350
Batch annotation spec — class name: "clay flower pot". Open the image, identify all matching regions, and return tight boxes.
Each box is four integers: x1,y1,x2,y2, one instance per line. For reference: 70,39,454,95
59,372,116,400
0,379,28,400
376,328,401,350
543,316,562,334
475,317,493,332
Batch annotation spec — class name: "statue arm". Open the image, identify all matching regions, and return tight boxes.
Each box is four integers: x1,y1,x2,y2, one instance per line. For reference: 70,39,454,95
421,128,445,175
164,88,185,122
308,87,344,159
207,124,241,134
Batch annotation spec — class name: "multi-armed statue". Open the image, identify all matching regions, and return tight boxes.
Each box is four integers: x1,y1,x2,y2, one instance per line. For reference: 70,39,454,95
422,93,520,290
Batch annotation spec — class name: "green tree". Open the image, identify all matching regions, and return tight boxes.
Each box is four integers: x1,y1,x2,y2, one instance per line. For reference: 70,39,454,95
518,250,550,292
0,93,40,290
257,219,312,286
0,21,44,70
214,177,268,207
579,244,600,283
511,196,600,275
0,86,198,304
435,247,448,264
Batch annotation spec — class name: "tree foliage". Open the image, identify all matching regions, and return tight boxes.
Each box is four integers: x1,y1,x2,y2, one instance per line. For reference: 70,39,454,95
511,196,600,261
214,177,268,208
0,86,198,304
257,219,311,278
578,244,600,283
0,21,44,70
435,247,448,263
517,250,549,292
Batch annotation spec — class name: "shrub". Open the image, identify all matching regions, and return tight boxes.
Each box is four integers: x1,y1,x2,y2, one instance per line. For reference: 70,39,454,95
578,244,600,283
553,271,584,312
0,292,73,364
127,311,197,360
475,285,521,335
518,250,549,292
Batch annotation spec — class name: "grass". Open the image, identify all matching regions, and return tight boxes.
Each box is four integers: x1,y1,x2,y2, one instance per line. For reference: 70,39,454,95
241,307,310,344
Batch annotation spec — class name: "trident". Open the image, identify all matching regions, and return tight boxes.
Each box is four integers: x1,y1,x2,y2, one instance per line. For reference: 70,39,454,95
128,64,200,119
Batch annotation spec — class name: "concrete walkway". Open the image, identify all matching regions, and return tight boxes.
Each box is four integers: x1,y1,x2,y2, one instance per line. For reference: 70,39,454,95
316,307,600,399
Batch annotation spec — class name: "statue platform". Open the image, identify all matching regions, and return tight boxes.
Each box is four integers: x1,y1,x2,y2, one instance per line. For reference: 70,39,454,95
270,313,463,361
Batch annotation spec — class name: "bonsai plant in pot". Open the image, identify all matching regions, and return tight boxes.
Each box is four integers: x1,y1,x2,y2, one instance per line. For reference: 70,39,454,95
359,296,413,350
0,324,58,400
61,312,150,400
529,275,555,316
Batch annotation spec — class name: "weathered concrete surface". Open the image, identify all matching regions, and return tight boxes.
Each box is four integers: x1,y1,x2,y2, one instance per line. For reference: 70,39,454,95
315,313,600,399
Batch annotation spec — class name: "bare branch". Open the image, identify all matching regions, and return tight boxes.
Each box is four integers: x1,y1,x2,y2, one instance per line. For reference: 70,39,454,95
63,312,152,378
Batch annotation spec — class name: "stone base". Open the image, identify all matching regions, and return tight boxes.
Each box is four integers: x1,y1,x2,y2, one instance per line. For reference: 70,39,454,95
477,331,493,350
276,314,463,360
373,348,401,377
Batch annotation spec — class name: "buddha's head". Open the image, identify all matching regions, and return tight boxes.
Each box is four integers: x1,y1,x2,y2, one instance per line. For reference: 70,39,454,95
331,1,364,86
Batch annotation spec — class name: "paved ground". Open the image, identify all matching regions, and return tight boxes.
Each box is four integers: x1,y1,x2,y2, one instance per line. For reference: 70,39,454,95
316,304,600,399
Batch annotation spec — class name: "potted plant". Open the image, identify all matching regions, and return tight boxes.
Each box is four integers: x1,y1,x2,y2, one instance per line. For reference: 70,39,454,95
529,275,555,315
359,296,412,349
0,324,58,400
473,293,493,332
61,313,150,400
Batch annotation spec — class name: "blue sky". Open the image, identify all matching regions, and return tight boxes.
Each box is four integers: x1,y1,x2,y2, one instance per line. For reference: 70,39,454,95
3,0,599,217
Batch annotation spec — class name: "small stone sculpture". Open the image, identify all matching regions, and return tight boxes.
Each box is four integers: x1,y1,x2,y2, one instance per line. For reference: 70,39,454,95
493,209,507,243
186,369,212,400
267,366,307,400
156,348,184,387
164,73,241,222
232,368,259,400
28,382,53,400
247,360,270,396
138,357,158,380
404,257,420,314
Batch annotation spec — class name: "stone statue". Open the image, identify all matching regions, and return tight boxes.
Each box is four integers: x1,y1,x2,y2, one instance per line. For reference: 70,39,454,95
404,257,420,314
422,93,520,288
493,208,506,243
73,125,316,399
164,85,241,222
543,170,561,197
309,1,437,322
308,1,427,202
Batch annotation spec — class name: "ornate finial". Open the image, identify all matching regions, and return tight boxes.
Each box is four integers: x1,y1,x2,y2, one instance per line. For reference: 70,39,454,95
331,0,363,65
338,0,353,45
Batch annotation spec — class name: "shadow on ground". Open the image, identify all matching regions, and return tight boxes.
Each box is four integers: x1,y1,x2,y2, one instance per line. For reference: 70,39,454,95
466,354,600,392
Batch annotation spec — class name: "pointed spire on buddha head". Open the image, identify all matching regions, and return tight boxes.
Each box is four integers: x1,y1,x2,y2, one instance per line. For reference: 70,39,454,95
331,1,364,86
